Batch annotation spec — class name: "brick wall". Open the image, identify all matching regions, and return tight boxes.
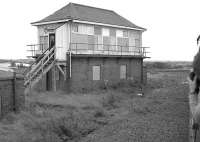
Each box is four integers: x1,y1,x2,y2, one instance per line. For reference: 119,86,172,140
0,75,25,117
65,56,143,92
34,56,144,92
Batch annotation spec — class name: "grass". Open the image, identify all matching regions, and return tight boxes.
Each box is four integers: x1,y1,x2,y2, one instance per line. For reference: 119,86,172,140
0,64,191,142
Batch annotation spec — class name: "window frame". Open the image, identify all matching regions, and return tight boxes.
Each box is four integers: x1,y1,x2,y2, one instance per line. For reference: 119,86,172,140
123,30,129,38
92,65,101,81
72,23,79,33
120,64,127,79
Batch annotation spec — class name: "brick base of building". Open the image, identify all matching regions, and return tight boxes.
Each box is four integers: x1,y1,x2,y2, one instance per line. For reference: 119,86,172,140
34,56,144,93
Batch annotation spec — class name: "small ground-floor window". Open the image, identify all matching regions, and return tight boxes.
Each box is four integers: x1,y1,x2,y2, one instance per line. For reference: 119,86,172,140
93,65,101,80
120,65,127,79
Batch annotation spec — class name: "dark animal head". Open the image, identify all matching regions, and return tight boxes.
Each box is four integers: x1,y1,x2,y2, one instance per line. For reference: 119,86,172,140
189,71,200,94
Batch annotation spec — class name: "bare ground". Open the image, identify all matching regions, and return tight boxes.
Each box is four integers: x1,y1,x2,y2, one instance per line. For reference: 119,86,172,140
0,69,190,142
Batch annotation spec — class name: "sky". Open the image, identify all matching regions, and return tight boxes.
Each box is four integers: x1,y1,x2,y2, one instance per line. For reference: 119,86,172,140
0,0,199,61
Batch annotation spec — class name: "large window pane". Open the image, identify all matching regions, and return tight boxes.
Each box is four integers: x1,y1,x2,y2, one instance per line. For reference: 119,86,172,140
110,28,116,37
129,38,135,52
94,26,102,35
72,24,78,32
88,35,95,50
123,30,129,37
117,37,129,51
39,36,48,51
102,28,110,36
110,36,116,51
103,36,110,50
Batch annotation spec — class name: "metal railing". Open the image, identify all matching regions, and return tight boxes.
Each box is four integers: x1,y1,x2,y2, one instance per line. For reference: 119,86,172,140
24,46,54,76
69,43,150,57
24,46,55,86
27,44,48,58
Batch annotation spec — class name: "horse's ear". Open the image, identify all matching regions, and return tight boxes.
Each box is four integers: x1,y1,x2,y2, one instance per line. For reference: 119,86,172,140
197,34,200,45
189,71,195,81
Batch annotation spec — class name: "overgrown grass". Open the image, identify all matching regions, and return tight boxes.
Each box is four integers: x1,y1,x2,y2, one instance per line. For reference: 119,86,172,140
0,82,146,142
0,101,107,142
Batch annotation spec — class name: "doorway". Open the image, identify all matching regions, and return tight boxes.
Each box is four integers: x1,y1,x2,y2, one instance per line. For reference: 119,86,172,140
49,33,55,50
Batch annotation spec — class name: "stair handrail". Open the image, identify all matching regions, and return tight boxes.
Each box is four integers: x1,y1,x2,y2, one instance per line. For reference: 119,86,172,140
27,47,54,76
24,47,53,76
24,47,55,86
29,49,55,79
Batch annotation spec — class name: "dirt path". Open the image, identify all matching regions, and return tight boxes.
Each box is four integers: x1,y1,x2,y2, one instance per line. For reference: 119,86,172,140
81,71,190,142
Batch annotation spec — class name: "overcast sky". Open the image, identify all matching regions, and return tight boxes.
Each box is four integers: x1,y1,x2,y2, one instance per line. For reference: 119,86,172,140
0,0,199,61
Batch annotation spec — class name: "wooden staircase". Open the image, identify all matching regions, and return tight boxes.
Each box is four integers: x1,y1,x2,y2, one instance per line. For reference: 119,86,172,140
24,46,56,89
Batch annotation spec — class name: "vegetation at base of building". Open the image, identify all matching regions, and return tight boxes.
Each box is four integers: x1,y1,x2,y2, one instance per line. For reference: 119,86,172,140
0,63,190,142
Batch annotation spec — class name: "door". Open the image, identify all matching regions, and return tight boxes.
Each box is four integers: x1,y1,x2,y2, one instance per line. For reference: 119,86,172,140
49,33,55,50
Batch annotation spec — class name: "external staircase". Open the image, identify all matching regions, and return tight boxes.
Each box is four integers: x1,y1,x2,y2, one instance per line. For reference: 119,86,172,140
24,46,56,89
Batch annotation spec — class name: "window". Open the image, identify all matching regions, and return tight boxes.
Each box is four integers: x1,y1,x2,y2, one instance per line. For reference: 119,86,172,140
116,30,123,37
39,36,48,51
120,65,127,79
93,65,101,80
102,28,110,36
72,24,78,32
87,25,94,35
110,29,116,37
123,30,129,37
103,36,110,50
94,26,102,35
135,39,140,47
117,37,129,51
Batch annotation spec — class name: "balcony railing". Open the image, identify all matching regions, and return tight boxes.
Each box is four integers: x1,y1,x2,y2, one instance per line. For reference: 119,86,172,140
27,44,48,58
69,43,149,57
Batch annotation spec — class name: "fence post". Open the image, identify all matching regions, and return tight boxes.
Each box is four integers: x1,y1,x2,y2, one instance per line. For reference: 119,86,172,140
12,72,16,112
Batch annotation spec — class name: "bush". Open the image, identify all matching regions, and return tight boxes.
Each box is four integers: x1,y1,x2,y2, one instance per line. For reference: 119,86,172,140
102,92,120,109
93,108,106,118
146,62,172,69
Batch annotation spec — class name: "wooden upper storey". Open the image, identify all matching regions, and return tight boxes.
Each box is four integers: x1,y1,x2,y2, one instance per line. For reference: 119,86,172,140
27,22,149,61
28,3,149,60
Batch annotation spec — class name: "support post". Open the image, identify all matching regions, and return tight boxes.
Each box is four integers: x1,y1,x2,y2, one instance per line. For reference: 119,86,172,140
70,51,72,78
52,66,56,91
12,72,16,112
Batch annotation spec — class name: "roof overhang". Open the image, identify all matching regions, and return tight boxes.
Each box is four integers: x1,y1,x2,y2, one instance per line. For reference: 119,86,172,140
31,19,146,31
73,20,146,31
31,19,71,26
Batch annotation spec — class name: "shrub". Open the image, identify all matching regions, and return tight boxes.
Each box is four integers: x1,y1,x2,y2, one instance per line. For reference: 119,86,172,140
102,92,119,109
93,108,106,118
146,62,172,69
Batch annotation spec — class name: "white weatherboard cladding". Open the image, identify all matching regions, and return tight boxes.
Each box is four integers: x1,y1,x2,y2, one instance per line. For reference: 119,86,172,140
55,23,69,60
78,24,94,35
102,28,109,36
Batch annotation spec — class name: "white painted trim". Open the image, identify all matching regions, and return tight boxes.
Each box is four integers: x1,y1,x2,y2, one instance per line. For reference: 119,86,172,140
73,20,146,31
32,19,146,31
31,19,70,26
